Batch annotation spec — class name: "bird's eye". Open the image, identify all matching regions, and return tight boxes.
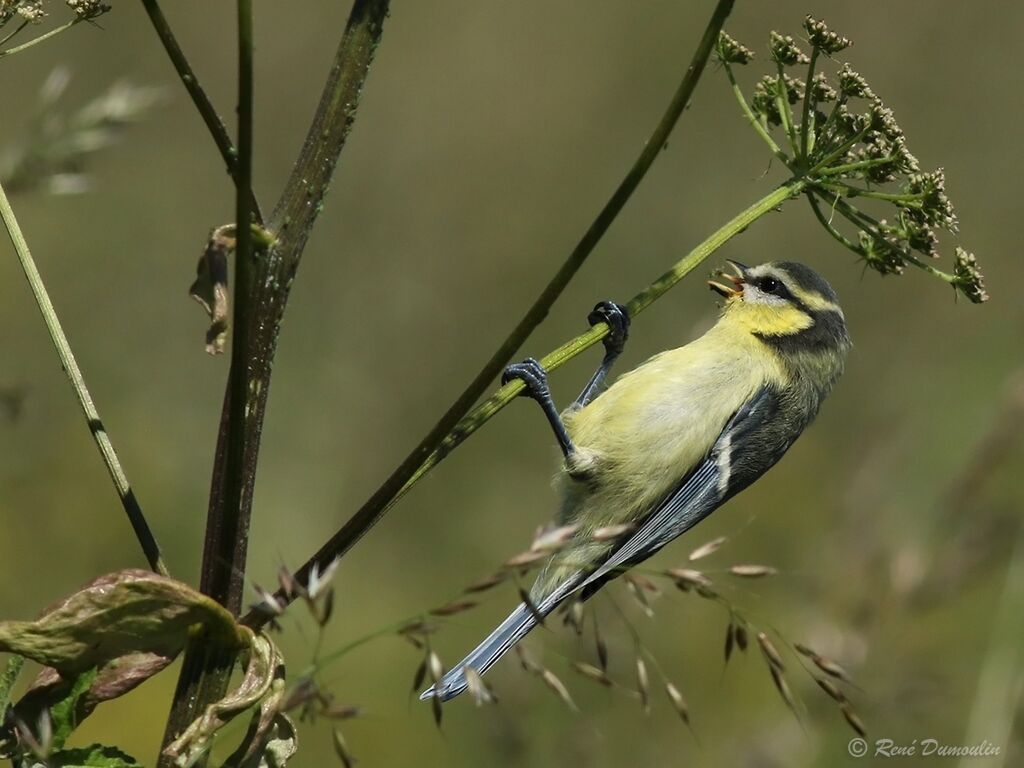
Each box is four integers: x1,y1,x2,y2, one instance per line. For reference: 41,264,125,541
760,277,781,294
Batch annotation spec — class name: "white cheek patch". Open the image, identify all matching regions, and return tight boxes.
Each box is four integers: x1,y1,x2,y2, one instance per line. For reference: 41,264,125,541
742,285,788,306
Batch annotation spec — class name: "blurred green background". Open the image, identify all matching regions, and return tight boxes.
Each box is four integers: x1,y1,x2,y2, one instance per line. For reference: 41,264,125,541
2,1,1022,766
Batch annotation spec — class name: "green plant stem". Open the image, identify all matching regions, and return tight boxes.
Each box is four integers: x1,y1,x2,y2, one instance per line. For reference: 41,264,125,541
809,123,869,173
774,62,799,157
244,174,808,630
830,185,925,205
722,60,790,166
0,180,168,576
0,19,29,48
807,190,858,250
823,192,956,283
240,0,738,628
138,0,263,222
800,48,819,160
815,155,895,177
0,16,81,59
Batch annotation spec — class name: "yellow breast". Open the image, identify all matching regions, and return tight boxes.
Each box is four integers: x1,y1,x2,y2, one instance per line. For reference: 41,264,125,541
560,321,786,527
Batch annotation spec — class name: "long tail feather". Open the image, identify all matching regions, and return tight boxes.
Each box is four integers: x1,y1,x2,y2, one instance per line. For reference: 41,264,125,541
420,576,580,702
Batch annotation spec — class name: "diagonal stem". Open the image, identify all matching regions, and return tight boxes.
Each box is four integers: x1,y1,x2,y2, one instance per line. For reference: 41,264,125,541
138,0,263,222
243,174,809,629
240,0,739,626
0,179,168,576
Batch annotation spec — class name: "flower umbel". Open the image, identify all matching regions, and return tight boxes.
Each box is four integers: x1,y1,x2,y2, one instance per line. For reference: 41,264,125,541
717,19,988,303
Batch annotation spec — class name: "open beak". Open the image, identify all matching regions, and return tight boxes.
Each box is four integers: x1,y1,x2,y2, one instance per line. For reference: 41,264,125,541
708,260,748,299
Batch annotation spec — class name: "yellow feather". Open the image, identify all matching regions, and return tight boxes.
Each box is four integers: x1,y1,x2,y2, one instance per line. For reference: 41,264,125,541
537,315,789,591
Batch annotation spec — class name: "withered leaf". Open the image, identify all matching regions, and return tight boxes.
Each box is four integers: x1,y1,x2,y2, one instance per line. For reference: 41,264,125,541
189,225,234,356
164,631,289,767
0,570,244,674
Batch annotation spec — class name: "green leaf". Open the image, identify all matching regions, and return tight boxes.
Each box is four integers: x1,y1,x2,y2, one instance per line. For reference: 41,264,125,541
50,668,97,749
0,655,24,714
49,743,143,767
0,570,245,674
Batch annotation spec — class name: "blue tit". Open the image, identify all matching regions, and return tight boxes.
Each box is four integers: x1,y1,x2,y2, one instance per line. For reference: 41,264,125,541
423,260,850,702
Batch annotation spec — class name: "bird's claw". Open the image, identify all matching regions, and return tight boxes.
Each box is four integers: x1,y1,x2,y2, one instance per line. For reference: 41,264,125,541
588,300,630,357
502,357,551,401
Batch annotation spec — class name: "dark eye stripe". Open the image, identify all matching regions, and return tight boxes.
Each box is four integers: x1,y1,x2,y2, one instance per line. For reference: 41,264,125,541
755,275,794,301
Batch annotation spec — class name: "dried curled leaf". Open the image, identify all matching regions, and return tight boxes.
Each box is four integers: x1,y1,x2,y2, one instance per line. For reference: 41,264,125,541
189,225,234,356
164,631,290,768
0,570,244,674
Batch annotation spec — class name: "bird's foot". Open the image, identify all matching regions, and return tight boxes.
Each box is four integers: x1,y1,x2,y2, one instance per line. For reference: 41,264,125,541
502,357,551,402
588,301,630,357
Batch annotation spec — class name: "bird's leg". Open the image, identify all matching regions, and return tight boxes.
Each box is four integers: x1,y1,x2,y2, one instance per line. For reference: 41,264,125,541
502,358,575,459
573,301,631,408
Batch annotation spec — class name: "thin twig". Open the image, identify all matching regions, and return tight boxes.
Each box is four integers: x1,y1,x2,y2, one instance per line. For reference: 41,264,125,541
0,179,168,576
244,174,809,629
0,16,82,59
722,59,791,166
241,0,737,628
138,0,263,222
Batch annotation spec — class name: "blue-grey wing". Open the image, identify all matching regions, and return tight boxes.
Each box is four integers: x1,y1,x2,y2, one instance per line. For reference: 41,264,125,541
578,384,785,591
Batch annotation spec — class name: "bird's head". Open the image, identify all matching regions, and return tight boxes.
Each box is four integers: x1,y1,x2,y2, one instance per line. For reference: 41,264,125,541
709,260,851,358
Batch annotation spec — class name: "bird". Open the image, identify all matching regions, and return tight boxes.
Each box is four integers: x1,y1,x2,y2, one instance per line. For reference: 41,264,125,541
422,260,850,703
